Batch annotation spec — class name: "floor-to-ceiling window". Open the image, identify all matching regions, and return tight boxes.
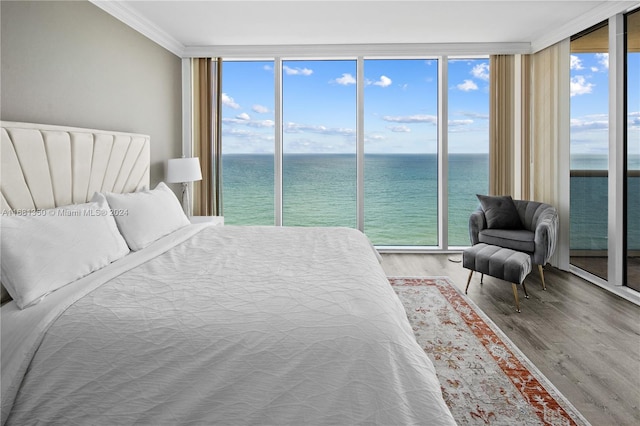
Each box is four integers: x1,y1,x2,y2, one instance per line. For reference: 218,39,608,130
221,61,275,226
627,9,640,290
447,58,490,247
363,59,438,246
569,22,610,279
282,60,357,227
220,57,489,249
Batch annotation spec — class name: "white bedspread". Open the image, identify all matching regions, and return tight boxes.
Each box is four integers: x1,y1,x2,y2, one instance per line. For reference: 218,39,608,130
2,225,455,425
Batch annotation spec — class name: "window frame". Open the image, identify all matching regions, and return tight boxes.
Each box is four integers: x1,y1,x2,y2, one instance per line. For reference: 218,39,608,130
217,54,490,251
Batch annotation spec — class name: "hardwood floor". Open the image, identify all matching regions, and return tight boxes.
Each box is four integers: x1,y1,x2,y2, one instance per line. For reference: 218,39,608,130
381,253,640,426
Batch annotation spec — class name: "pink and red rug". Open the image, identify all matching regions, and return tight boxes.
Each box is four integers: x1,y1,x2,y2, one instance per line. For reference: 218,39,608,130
390,276,590,426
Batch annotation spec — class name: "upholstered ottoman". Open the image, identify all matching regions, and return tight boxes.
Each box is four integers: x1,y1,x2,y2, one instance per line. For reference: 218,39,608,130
462,243,532,312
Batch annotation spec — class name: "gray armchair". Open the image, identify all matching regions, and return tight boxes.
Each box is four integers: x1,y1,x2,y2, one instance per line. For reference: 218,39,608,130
469,199,558,288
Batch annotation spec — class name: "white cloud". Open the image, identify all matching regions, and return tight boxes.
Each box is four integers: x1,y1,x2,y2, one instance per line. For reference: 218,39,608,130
471,62,490,81
283,65,313,76
457,79,478,91
222,93,240,109
448,119,474,127
252,104,269,114
246,119,275,128
220,127,275,154
570,75,594,97
596,53,609,69
382,114,437,124
591,66,599,72
222,117,274,128
283,122,355,137
460,111,489,120
388,125,411,133
373,75,392,87
570,55,584,70
333,73,356,85
570,117,608,132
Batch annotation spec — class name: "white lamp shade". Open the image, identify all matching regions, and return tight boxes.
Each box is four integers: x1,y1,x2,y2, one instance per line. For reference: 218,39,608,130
166,157,202,183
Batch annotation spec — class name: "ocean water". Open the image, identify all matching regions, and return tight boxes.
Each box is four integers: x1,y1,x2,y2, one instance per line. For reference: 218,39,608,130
222,153,639,249
570,154,640,251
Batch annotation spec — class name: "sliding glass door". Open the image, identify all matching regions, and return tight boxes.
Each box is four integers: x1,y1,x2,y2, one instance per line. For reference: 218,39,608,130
570,23,610,279
568,11,639,291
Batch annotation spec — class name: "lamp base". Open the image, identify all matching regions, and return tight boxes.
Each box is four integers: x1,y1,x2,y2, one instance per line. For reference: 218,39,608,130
181,182,191,217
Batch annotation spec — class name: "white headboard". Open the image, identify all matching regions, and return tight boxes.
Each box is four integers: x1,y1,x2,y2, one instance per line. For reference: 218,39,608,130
1,121,150,212
1,121,150,304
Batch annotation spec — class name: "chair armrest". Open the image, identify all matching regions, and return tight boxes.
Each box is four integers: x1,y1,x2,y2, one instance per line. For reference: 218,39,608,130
468,207,486,245
533,207,559,265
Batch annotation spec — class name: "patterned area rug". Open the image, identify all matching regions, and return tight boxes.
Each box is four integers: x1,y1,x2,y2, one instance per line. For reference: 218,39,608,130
389,277,591,426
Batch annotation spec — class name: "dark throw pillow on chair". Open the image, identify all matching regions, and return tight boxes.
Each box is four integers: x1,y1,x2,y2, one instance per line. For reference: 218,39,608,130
476,194,523,229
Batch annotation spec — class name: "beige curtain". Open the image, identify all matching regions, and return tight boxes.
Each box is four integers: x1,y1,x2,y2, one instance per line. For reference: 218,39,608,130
527,39,571,268
520,55,532,200
528,40,570,206
489,55,515,196
191,58,223,216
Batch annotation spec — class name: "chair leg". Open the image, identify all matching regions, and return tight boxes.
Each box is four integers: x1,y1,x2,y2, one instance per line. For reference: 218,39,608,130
480,273,484,284
538,264,546,290
511,283,521,313
522,281,530,299
465,270,474,294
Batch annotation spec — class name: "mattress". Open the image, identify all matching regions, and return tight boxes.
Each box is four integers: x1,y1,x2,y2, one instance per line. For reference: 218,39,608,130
1,224,455,425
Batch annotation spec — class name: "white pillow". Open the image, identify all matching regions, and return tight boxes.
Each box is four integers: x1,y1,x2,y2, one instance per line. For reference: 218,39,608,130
1,197,130,309
102,182,190,251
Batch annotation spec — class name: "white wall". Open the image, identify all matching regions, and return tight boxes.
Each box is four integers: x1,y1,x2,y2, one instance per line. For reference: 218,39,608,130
0,0,182,186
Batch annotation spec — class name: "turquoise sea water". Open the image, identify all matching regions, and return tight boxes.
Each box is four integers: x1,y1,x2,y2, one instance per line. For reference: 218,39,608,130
222,154,639,249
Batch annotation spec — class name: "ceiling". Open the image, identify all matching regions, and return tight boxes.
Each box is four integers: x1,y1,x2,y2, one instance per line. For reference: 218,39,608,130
93,0,640,56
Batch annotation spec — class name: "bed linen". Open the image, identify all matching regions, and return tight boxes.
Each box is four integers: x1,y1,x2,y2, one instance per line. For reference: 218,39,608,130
1,224,455,425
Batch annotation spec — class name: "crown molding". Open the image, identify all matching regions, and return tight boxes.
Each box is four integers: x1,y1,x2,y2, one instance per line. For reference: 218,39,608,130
90,0,185,57
530,0,637,52
91,0,637,58
182,42,531,59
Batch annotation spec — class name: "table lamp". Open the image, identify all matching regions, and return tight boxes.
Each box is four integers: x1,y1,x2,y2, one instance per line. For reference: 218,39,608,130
166,157,202,216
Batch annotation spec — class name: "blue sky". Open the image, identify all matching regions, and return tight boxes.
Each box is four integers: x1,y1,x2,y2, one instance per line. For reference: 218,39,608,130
570,52,640,158
221,58,490,154
220,54,639,157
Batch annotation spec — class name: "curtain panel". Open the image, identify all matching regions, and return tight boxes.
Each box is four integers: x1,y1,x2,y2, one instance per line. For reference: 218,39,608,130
489,48,569,268
529,40,570,206
489,55,515,196
191,58,223,216
527,39,571,268
520,54,532,200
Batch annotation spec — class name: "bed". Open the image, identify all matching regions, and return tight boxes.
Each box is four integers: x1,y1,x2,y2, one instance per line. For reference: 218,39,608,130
1,121,455,425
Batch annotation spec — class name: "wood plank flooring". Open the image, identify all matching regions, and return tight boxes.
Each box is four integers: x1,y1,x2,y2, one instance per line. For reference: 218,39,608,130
381,253,640,426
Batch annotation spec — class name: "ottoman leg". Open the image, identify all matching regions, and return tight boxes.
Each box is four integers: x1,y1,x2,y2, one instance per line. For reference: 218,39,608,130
522,281,530,299
511,283,521,313
465,270,474,294
538,265,547,290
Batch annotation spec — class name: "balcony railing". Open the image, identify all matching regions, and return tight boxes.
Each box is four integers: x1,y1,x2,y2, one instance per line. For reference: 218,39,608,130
570,169,640,253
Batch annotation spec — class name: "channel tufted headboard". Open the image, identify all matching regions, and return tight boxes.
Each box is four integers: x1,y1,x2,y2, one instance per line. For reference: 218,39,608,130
0,121,150,303
1,121,150,211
